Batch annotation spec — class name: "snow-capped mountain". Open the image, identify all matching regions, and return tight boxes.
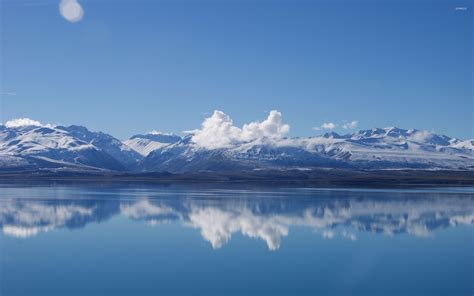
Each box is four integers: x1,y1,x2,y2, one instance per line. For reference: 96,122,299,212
0,124,127,171
0,118,472,173
56,125,142,167
138,127,474,173
123,132,181,157
451,139,474,150
138,135,345,172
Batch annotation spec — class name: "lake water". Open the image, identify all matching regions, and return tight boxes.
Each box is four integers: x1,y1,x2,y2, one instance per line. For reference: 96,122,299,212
1,183,473,295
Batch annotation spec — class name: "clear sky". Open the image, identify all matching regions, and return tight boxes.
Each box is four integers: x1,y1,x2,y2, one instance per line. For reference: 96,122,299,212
1,0,472,139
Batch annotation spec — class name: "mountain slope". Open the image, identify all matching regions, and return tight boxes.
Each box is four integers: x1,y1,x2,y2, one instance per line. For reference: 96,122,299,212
0,124,129,171
123,132,181,156
138,128,474,173
1,120,472,173
57,125,143,167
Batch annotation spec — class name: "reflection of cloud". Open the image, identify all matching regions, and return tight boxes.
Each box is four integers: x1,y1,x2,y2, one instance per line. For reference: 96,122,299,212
187,206,357,249
142,196,473,250
0,200,95,238
407,224,431,237
341,231,357,241
188,207,288,250
322,230,335,239
1,192,473,250
449,214,474,226
2,225,54,238
120,199,178,220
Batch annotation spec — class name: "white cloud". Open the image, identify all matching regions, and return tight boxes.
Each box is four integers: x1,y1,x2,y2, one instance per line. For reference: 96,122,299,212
182,129,199,135
191,111,242,149
314,120,358,131
60,0,84,23
342,121,358,129
408,130,432,143
315,122,337,131
4,118,53,128
149,130,174,136
241,110,290,141
191,110,290,149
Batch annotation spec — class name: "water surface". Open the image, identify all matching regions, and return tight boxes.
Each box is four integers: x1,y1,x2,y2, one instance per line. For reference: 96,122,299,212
1,184,473,295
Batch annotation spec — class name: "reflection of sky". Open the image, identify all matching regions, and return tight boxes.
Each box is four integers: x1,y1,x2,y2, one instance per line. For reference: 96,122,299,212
2,186,473,296
1,187,473,250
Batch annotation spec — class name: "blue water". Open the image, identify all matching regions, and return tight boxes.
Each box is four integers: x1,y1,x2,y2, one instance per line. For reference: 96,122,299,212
1,184,473,295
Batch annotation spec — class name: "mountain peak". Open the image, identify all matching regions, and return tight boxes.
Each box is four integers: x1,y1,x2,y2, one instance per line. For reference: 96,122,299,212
323,131,345,139
124,132,182,157
56,124,90,134
129,133,181,143
1,120,472,173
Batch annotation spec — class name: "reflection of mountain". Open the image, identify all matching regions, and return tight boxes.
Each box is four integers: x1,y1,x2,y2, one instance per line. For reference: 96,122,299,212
0,199,120,238
1,191,473,250
121,194,474,250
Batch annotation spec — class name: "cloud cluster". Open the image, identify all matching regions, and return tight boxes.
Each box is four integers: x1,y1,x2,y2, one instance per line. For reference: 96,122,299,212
321,122,337,130
149,130,175,136
314,120,358,131
4,118,52,128
408,130,432,143
191,110,290,149
60,0,84,23
342,121,358,129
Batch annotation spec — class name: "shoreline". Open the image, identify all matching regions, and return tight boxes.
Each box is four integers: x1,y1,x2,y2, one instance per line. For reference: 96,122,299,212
1,169,474,189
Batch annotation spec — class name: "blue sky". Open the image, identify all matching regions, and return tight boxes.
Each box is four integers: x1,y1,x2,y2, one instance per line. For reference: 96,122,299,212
1,0,472,139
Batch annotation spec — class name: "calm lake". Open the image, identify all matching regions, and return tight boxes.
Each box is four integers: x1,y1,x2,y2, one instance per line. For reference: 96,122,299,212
1,183,473,295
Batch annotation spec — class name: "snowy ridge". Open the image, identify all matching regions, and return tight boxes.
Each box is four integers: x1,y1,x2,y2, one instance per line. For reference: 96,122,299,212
0,117,472,173
0,122,134,171
140,127,473,172
56,125,143,167
123,132,181,156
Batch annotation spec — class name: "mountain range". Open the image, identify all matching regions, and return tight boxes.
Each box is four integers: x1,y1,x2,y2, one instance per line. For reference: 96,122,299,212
0,119,472,173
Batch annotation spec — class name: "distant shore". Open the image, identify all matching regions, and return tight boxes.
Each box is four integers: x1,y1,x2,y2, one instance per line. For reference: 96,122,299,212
1,169,474,188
